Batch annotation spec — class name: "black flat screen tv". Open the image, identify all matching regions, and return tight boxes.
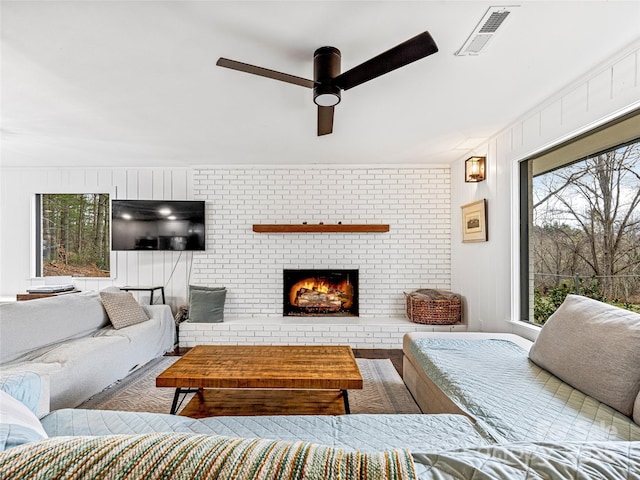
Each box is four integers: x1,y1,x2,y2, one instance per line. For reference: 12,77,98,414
111,200,205,251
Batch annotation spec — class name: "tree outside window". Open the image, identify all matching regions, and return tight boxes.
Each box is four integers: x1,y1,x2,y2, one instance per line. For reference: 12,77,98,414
37,193,110,277
528,139,640,324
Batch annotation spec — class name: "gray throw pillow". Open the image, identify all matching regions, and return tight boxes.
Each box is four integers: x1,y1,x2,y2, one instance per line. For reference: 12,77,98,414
529,294,640,417
99,291,150,329
188,288,226,323
635,391,640,426
189,284,225,296
189,285,223,304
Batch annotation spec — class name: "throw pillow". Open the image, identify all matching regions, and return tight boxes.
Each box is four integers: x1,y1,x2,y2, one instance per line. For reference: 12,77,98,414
189,284,225,299
99,291,149,330
0,390,48,451
100,286,122,293
188,288,226,323
529,294,640,417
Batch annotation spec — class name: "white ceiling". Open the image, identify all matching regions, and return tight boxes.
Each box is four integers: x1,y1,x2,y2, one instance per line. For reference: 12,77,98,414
2,1,639,168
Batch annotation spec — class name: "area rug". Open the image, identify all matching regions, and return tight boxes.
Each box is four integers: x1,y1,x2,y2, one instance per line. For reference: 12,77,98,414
78,357,421,415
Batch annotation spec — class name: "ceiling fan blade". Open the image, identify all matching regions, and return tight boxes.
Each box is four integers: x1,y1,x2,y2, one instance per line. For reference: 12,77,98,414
332,31,438,91
317,106,334,136
216,58,314,88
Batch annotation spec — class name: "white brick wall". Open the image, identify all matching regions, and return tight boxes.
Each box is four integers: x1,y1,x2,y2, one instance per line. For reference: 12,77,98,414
179,317,467,349
191,166,452,319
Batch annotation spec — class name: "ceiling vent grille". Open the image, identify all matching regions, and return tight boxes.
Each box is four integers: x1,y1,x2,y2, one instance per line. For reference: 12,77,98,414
455,6,517,56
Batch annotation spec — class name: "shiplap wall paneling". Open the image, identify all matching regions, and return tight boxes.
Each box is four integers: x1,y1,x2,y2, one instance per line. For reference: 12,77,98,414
451,40,640,339
137,170,155,301
0,167,192,310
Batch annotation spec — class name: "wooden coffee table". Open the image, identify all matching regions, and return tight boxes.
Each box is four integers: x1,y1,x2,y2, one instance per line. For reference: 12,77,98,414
156,345,363,418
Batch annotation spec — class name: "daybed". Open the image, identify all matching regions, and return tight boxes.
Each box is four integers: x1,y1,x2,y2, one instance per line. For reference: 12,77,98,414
403,295,640,444
0,289,175,411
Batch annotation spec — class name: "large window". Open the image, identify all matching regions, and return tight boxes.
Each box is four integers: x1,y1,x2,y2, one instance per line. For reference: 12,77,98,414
520,114,640,325
35,193,110,277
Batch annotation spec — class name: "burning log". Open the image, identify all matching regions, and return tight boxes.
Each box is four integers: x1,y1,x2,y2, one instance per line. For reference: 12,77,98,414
294,288,344,311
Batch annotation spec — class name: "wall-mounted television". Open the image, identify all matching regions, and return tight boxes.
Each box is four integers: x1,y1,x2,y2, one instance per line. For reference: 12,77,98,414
111,200,205,251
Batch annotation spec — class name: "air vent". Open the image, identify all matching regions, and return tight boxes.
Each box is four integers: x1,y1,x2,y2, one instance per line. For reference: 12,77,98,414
455,6,517,56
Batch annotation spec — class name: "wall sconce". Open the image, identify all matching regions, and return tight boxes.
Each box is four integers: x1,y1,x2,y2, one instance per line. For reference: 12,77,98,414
465,156,486,182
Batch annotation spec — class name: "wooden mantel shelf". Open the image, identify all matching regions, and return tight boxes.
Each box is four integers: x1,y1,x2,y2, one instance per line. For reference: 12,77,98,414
252,224,390,233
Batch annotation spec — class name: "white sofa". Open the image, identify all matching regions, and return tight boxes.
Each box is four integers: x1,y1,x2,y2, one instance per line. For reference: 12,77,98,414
0,291,175,411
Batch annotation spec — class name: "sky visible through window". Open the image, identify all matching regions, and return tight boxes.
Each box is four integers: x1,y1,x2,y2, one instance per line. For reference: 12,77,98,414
530,140,640,324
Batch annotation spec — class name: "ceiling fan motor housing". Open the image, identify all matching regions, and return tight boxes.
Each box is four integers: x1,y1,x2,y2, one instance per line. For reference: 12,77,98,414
313,46,341,107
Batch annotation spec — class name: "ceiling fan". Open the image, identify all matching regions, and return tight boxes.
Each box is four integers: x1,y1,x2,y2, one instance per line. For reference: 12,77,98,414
216,31,438,136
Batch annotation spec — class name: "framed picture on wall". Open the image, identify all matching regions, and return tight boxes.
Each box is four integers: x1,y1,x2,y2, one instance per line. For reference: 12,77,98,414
461,199,488,243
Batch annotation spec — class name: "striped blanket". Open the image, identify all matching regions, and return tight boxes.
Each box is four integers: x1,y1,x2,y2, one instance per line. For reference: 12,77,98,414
0,433,416,479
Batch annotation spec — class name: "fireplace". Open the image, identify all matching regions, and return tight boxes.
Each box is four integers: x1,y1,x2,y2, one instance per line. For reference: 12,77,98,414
283,269,359,317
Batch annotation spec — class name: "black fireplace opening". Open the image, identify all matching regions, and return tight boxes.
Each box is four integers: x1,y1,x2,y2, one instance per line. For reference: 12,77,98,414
283,269,359,317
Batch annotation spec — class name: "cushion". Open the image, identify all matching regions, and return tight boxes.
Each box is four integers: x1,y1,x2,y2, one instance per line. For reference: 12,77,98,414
0,291,110,364
0,390,48,451
99,291,150,329
635,391,640,425
0,373,43,417
188,288,226,323
529,294,640,417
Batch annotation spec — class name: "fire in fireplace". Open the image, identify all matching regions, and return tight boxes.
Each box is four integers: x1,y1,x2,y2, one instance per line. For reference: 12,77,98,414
283,269,359,317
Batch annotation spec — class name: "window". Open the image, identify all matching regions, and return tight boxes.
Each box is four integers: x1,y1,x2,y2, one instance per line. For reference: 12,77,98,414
35,193,110,277
520,113,640,325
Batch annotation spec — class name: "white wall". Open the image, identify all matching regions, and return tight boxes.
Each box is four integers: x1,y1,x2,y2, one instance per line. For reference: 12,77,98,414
451,40,640,339
1,165,452,318
0,167,192,309
191,165,451,318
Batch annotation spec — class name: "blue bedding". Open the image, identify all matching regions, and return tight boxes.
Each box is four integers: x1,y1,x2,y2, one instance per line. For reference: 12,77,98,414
42,410,492,453
409,338,640,443
41,410,640,479
412,441,640,479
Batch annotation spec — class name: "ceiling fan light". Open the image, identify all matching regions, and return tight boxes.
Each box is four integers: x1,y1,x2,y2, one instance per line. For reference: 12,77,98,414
314,92,340,107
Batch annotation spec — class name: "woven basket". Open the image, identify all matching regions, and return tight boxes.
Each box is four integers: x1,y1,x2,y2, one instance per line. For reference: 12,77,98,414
404,289,462,325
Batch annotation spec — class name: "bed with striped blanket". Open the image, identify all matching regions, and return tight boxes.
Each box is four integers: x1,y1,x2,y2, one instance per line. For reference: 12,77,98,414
0,432,416,480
